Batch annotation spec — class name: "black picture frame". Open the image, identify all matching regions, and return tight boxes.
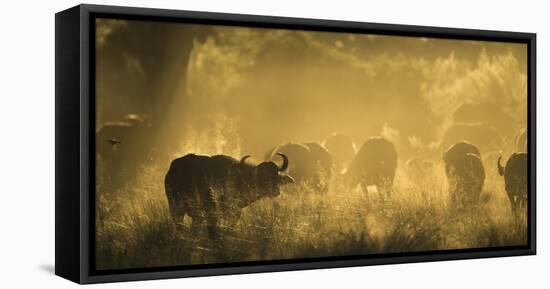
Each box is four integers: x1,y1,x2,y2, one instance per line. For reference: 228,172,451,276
55,4,536,284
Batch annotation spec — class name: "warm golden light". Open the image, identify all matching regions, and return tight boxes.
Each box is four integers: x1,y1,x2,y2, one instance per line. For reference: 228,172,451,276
95,18,528,270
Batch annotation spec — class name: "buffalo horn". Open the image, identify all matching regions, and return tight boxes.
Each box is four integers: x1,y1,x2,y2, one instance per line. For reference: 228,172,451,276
277,152,289,172
240,155,251,165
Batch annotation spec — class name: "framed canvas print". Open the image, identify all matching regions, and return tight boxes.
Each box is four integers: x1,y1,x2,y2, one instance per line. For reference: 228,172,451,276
55,4,536,284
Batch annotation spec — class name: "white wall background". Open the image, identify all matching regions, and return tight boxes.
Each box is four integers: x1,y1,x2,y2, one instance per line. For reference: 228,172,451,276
0,0,546,287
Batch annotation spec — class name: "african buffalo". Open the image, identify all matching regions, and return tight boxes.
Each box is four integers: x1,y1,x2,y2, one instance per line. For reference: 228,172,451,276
345,137,398,200
266,142,331,192
324,134,356,173
164,153,294,237
452,102,512,132
266,143,313,183
440,123,502,154
304,142,333,191
443,141,485,210
498,153,528,214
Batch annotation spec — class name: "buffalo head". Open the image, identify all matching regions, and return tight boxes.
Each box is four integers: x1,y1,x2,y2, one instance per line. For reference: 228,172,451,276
241,153,295,197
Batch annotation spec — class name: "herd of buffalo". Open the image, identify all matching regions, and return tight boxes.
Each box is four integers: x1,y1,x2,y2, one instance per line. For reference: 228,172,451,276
162,133,528,238
97,114,529,239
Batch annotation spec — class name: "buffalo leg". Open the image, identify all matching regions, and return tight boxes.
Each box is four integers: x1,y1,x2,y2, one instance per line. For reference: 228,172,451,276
190,215,204,236
510,197,521,218
385,178,394,200
199,185,219,239
168,206,187,239
206,215,218,239
166,190,186,229
168,202,185,226
205,203,219,239
360,182,371,207
165,178,185,227
377,181,387,201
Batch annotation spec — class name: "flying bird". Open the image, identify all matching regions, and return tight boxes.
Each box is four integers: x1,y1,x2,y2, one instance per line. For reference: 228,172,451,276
106,138,121,146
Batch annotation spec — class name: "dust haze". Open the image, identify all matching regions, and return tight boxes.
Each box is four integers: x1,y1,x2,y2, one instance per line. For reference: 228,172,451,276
95,18,528,270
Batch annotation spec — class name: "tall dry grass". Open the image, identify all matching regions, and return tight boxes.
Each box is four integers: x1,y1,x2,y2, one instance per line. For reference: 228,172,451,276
95,154,527,270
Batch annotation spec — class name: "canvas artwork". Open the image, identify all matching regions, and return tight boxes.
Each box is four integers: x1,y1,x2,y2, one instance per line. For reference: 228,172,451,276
94,18,528,271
